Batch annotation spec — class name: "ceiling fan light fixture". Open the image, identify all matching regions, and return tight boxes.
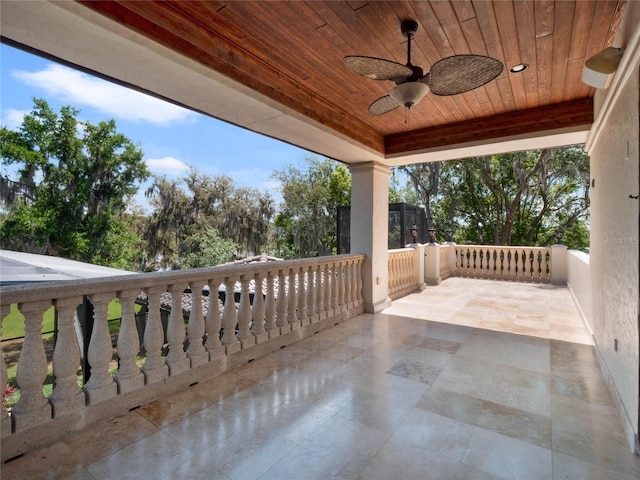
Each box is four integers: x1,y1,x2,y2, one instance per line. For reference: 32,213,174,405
390,82,429,108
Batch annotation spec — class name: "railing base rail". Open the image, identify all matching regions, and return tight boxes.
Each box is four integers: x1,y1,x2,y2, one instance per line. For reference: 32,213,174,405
1,305,362,462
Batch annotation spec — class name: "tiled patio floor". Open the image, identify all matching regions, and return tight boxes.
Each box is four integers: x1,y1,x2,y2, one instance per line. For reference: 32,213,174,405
3,278,639,479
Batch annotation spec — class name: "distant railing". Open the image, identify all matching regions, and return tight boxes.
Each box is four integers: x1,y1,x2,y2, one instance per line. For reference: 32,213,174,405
439,244,453,280
0,254,364,462
388,248,419,299
454,245,551,283
567,250,592,331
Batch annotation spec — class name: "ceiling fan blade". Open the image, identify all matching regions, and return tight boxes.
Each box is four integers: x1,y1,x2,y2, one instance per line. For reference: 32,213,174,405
344,56,413,81
428,55,504,96
368,95,401,116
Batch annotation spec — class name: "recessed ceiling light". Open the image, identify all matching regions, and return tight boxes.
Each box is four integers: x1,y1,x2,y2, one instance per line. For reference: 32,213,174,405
509,63,528,73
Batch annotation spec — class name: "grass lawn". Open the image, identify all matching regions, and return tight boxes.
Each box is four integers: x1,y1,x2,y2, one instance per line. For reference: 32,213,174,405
1,299,147,409
1,299,125,340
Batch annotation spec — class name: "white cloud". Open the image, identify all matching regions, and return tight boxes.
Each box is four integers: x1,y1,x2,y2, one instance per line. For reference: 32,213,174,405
1,109,29,130
12,64,195,126
146,156,190,175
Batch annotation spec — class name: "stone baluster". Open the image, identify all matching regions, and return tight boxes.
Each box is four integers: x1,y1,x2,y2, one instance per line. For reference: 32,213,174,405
264,271,277,337
323,262,332,314
166,284,190,375
344,260,353,307
84,292,118,404
390,256,396,292
276,269,289,332
11,300,52,430
356,260,363,302
204,278,224,358
251,272,268,343
330,261,338,311
315,265,324,319
344,260,354,308
141,286,169,384
337,261,346,310
305,265,315,322
237,275,254,348
296,266,308,325
50,296,84,417
353,261,360,303
221,277,240,354
483,248,490,277
518,250,525,279
186,283,208,367
0,305,11,437
287,267,298,329
114,290,144,394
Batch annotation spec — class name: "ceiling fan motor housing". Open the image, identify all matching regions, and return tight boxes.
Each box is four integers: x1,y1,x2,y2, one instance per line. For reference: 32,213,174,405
401,20,418,39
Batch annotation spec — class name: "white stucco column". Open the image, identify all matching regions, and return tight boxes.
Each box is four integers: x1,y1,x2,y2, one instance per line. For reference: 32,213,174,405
424,243,442,285
349,162,391,313
550,243,568,285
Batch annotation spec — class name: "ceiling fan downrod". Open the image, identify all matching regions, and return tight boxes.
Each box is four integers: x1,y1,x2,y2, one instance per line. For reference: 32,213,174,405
401,20,419,67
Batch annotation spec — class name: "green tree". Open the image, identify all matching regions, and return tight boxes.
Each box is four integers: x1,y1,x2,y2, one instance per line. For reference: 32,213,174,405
400,162,441,226
0,98,149,267
429,147,590,250
272,156,351,258
143,168,273,270
183,227,238,268
220,187,274,258
389,169,421,205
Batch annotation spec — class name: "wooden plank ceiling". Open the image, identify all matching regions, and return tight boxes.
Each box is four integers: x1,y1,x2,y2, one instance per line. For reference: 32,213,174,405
79,0,625,157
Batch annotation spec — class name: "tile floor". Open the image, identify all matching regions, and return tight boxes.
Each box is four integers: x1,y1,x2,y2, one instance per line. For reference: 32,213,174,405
2,278,639,479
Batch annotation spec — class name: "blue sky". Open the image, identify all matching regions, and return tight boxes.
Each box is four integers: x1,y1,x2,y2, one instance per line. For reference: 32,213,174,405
0,43,313,208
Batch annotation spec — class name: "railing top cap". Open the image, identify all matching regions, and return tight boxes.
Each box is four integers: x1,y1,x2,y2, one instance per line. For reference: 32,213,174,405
0,254,365,305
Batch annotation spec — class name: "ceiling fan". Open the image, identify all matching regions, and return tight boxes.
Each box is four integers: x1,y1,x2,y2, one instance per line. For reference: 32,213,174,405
344,20,504,116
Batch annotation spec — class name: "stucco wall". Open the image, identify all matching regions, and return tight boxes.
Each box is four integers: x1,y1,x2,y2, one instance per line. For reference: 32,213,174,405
567,250,593,333
588,4,640,451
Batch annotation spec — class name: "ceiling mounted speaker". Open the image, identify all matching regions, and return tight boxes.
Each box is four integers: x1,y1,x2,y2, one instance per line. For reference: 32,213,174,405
582,46,624,89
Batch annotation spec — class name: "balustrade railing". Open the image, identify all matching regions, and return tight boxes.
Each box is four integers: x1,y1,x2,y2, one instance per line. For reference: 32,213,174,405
439,244,453,280
0,254,364,461
454,245,551,283
388,248,419,299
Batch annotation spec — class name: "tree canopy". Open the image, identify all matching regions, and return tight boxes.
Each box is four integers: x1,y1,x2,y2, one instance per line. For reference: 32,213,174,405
0,99,590,273
0,98,149,267
401,147,590,250
272,156,351,258
142,169,273,270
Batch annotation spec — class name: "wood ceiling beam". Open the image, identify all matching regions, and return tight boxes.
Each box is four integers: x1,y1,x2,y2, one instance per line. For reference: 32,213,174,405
385,98,593,155
78,0,386,154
